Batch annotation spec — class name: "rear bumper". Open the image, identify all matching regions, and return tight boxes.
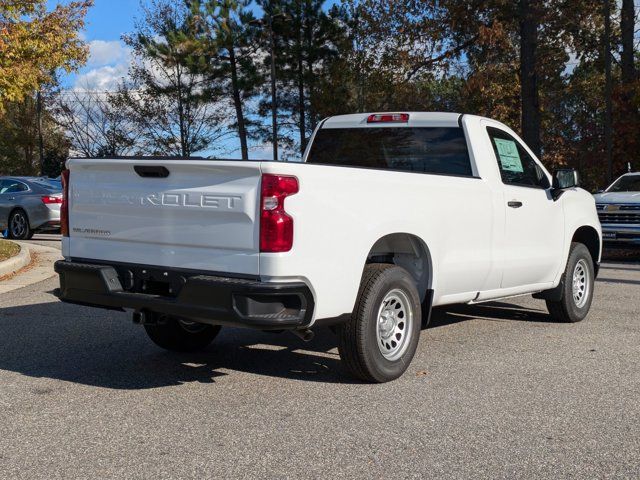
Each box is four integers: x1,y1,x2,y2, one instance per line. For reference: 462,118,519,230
54,260,314,329
30,204,60,230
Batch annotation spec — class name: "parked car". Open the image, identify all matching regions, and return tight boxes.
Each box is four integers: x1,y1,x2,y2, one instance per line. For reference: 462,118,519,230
0,176,62,239
594,172,640,247
54,112,602,382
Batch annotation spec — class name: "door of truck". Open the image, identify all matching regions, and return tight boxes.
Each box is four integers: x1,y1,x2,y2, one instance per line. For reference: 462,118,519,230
485,127,564,288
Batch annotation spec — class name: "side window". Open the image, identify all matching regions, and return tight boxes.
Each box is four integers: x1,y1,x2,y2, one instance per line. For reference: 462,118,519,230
1,181,28,194
487,127,550,189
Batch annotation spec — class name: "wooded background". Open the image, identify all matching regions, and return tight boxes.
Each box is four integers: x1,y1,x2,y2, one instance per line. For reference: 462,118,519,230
1,0,638,191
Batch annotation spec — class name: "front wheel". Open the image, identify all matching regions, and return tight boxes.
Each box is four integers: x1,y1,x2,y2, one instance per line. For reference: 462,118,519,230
546,242,595,323
338,264,422,383
144,314,221,352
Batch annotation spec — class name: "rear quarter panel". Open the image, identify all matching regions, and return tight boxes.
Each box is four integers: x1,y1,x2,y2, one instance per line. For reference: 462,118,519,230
260,162,495,321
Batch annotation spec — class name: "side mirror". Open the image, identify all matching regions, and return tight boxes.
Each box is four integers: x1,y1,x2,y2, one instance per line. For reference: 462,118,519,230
553,168,579,189
552,168,579,200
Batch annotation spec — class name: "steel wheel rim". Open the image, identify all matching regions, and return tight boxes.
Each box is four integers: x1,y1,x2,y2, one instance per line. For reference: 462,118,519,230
10,212,26,238
376,288,413,361
572,259,590,308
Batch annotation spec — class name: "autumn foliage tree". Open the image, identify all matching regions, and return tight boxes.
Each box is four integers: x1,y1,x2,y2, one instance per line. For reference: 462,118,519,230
0,0,91,174
0,0,92,109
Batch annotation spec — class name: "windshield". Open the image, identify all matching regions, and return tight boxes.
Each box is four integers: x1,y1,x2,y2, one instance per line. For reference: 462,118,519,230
607,175,640,192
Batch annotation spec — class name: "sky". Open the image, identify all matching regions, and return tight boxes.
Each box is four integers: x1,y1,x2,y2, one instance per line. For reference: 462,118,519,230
47,0,139,90
46,0,339,158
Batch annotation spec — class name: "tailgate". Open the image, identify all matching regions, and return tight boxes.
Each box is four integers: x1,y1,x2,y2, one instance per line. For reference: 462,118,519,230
66,159,262,275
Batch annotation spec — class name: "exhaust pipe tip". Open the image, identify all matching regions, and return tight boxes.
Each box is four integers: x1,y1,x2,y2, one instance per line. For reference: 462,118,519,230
292,328,314,342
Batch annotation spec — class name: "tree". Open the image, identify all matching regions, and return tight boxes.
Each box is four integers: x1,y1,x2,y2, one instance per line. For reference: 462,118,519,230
0,0,91,109
54,89,141,157
190,0,262,160
273,0,346,154
0,95,69,176
334,0,496,114
117,0,231,157
614,0,639,178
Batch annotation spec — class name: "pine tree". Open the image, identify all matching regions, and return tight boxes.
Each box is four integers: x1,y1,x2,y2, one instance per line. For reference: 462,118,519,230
189,0,262,160
115,0,228,157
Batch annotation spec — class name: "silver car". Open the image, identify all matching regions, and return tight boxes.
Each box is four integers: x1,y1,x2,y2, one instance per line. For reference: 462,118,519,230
0,176,62,240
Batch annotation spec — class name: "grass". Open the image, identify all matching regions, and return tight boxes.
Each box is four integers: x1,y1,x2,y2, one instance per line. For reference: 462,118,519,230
0,240,20,262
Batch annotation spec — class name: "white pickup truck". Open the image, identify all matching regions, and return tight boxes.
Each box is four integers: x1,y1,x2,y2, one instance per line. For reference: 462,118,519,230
55,112,602,382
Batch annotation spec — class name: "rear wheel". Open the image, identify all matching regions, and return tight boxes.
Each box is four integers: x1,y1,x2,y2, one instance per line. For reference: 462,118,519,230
144,314,221,352
8,209,31,240
546,242,595,323
338,264,422,383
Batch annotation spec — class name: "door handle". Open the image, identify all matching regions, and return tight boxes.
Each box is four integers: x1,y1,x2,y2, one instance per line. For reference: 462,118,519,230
507,200,523,208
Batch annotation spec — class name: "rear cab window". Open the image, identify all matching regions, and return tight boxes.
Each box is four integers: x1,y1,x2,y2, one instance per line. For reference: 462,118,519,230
306,127,474,177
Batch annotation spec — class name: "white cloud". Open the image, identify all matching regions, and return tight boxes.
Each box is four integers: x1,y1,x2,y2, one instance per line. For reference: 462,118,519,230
74,63,129,91
87,40,130,67
72,40,132,90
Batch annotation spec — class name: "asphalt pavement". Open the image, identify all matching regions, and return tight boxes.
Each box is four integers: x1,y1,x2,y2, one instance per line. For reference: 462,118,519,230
0,236,638,479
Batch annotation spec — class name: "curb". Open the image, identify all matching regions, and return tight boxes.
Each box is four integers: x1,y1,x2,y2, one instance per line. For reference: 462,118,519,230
0,242,31,277
0,241,62,294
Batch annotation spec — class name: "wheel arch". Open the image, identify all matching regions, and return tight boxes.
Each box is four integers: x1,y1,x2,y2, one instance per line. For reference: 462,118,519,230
571,225,600,276
364,232,433,303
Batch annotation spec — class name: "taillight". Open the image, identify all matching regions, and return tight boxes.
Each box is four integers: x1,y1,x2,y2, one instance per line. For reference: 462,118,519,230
61,169,70,237
260,174,299,252
41,195,62,204
367,113,409,123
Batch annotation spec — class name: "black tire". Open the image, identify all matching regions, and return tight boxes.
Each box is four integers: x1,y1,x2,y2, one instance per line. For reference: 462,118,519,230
546,242,595,323
7,209,32,240
337,264,422,383
144,314,221,352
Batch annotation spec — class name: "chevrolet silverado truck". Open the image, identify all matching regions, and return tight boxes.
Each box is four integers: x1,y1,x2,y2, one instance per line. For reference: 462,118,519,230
54,112,602,383
594,172,640,246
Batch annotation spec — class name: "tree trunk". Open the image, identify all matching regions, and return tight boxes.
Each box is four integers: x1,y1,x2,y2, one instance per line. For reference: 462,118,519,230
621,0,636,84
304,0,316,131
297,2,307,155
604,0,613,184
175,65,188,157
519,0,541,158
36,90,44,174
229,44,249,161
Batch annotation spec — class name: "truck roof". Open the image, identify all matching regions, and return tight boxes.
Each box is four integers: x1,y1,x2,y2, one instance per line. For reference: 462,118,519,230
321,112,462,129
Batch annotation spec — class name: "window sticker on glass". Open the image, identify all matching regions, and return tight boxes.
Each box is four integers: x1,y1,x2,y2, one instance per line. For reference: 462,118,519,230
494,138,523,173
